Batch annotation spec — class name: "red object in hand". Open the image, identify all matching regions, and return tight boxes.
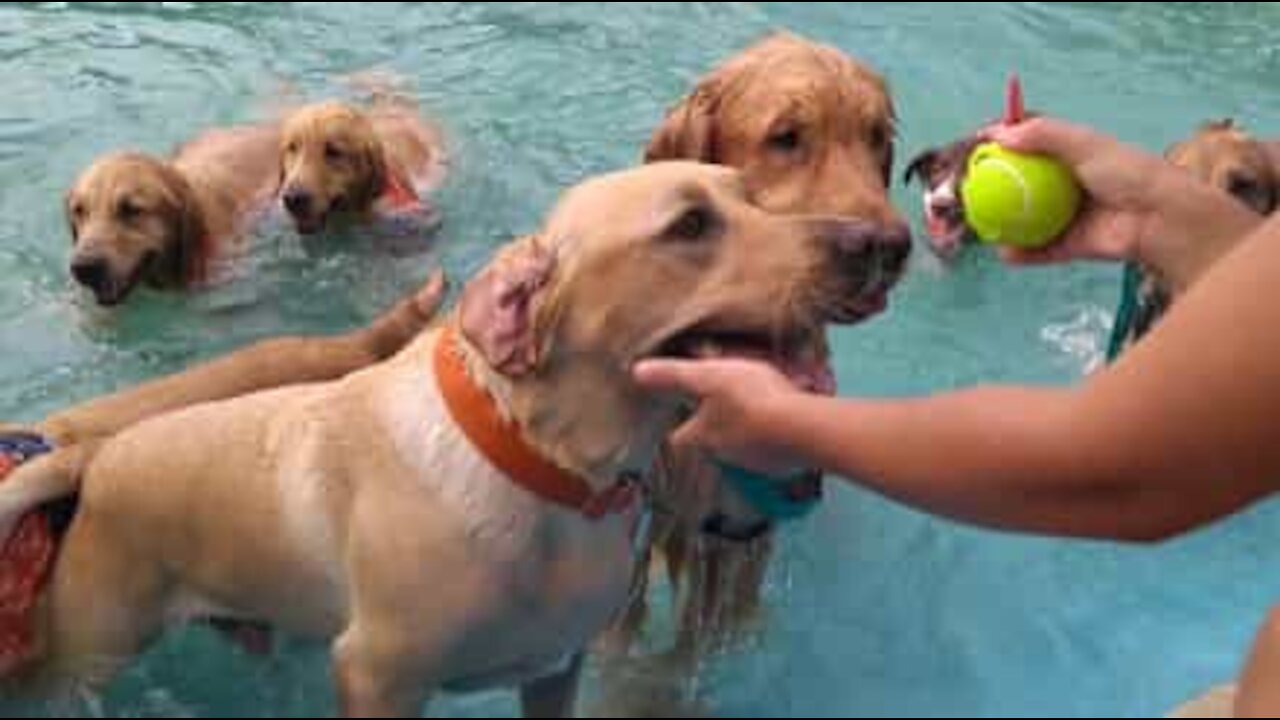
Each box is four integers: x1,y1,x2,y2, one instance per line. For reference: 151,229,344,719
1004,73,1025,126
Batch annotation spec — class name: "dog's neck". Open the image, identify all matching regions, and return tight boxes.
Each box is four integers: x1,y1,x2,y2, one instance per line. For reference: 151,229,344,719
446,322,673,496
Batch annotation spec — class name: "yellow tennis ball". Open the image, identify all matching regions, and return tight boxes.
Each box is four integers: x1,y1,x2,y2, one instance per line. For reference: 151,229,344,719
961,142,1082,249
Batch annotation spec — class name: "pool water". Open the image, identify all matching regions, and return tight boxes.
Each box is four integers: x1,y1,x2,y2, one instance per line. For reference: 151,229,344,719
3,2,1280,717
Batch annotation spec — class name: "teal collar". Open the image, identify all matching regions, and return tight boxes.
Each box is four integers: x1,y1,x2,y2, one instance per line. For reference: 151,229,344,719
715,461,824,523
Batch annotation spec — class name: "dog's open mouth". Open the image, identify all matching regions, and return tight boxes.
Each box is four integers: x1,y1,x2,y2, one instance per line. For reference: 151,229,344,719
922,183,971,260
292,212,328,236
656,324,836,397
86,251,157,307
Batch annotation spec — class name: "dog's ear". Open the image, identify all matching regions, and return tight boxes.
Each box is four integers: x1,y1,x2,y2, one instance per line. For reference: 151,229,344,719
902,148,937,187
1203,117,1237,133
459,235,557,377
351,127,389,213
156,165,210,287
644,87,720,164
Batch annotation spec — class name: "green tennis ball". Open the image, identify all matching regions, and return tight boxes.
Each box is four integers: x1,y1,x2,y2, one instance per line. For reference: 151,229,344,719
961,142,1082,249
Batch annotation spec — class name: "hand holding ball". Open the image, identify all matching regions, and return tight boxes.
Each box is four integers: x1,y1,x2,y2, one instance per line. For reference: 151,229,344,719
960,75,1083,249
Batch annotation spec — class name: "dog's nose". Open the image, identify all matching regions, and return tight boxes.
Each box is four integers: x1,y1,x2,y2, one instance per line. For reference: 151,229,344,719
929,197,958,218
283,187,313,216
824,218,912,262
70,256,110,294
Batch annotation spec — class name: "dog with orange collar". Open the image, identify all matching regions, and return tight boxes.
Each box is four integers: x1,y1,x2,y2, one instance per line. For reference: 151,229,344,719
7,162,906,717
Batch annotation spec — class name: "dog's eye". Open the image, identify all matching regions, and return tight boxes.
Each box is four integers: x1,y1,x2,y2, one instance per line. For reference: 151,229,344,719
324,142,345,163
767,127,802,154
117,198,142,221
285,141,300,155
70,202,86,221
1228,173,1261,202
668,207,716,242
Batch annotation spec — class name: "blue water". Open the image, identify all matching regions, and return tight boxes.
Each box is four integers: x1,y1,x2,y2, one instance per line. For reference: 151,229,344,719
3,2,1280,717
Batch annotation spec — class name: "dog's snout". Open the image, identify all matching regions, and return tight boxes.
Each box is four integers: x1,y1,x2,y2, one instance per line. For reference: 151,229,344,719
283,187,314,216
71,255,110,294
929,196,958,217
811,217,911,324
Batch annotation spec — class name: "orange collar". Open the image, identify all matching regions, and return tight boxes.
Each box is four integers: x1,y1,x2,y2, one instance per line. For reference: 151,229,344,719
433,327,639,520
380,172,422,211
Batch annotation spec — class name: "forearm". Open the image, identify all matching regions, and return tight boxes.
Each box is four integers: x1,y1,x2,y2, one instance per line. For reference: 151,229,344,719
766,384,1251,542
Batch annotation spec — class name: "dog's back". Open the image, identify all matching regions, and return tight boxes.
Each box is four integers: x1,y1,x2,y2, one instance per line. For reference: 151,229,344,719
172,122,283,241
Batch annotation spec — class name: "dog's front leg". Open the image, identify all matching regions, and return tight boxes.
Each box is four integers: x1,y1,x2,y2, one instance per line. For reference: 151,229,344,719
332,627,433,718
520,653,584,718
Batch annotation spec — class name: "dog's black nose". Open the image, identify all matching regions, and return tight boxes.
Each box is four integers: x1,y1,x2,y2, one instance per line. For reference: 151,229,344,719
827,219,912,268
929,196,958,218
283,187,313,216
70,256,110,294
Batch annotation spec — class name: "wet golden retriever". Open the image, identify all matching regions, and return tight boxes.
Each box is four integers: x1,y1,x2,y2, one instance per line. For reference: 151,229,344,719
1119,119,1280,348
278,98,446,236
65,124,281,306
8,162,908,717
1167,119,1279,216
614,31,909,662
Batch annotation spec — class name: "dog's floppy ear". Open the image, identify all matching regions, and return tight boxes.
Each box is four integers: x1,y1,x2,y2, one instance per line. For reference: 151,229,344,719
351,128,390,213
902,148,938,187
644,87,720,164
1202,117,1237,133
155,165,210,287
459,235,557,377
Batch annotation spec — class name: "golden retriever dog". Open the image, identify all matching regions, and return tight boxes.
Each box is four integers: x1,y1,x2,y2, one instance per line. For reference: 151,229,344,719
278,98,446,236
1,162,909,716
1115,119,1280,349
0,272,446,665
65,123,281,306
616,32,908,662
1167,119,1279,216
